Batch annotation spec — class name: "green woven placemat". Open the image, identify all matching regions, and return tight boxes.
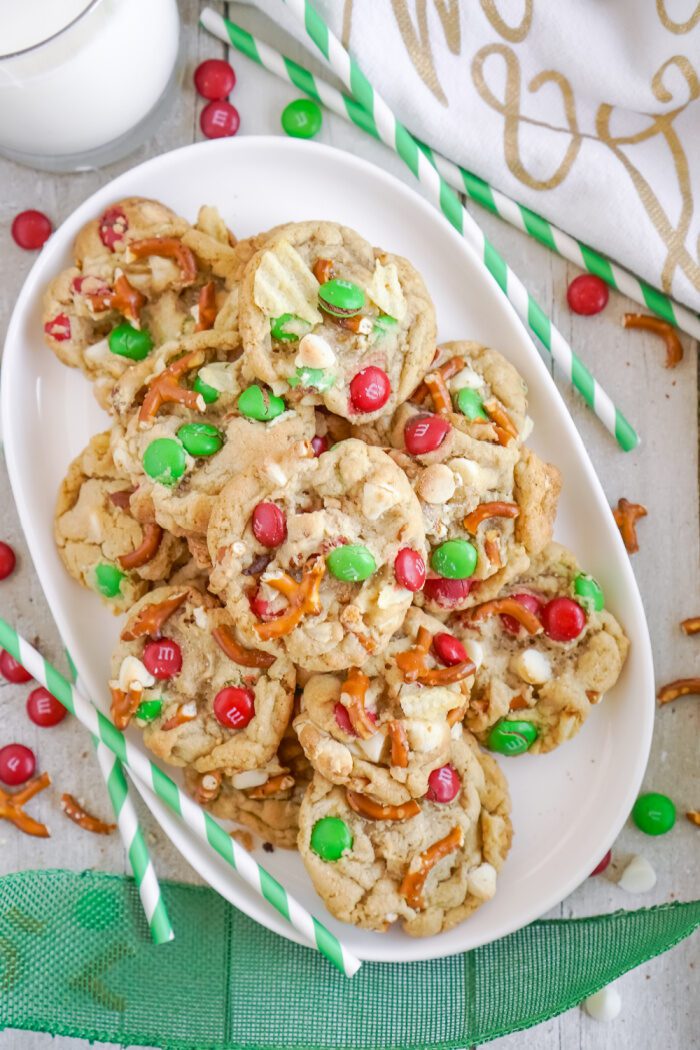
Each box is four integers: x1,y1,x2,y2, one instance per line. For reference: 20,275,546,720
1,869,698,1049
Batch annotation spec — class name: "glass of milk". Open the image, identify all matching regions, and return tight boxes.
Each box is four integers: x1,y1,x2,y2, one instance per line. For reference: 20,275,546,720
0,0,181,171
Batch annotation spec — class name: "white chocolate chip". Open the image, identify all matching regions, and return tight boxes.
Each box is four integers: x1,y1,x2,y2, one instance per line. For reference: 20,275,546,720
195,395,206,413
384,912,398,923
450,721,463,740
192,606,209,629
462,638,484,669
510,648,552,685
265,462,287,486
450,366,483,390
377,584,411,609
466,862,497,900
180,700,197,718
404,719,447,753
416,463,456,504
361,480,400,520
521,415,534,441
198,362,239,393
232,541,247,557
584,983,622,1023
295,333,336,370
450,458,499,491
358,732,385,763
231,770,270,790
190,304,200,323
118,656,155,692
618,855,656,894
400,686,457,721
83,338,111,363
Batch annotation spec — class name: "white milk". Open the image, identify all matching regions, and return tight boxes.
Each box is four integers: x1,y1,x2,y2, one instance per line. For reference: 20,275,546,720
0,0,180,163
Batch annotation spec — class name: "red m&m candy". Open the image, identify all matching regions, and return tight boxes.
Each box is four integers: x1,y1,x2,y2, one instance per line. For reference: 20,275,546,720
214,686,255,729
27,686,67,727
0,542,16,580
0,650,32,684
501,593,543,635
99,207,128,250
423,577,471,608
200,100,240,139
590,849,612,877
44,313,72,342
11,210,52,250
311,435,329,457
433,632,467,666
143,638,182,679
194,59,236,100
404,413,451,455
394,548,426,591
252,503,287,548
333,702,376,736
349,367,391,413
0,743,36,785
567,274,608,316
426,764,460,803
541,597,586,641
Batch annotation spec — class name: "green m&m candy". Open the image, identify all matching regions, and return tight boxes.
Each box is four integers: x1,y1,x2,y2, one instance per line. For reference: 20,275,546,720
318,279,365,317
454,387,488,420
373,314,398,336
108,322,153,361
287,367,336,391
632,792,676,835
177,422,223,457
93,562,125,599
237,384,286,422
310,816,353,861
281,98,323,139
270,313,311,342
135,699,163,723
142,438,187,486
326,544,377,583
193,374,219,405
573,572,605,613
430,539,478,579
486,718,538,756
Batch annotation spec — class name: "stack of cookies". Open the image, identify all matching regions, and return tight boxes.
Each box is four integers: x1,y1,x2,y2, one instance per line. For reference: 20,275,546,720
48,198,629,937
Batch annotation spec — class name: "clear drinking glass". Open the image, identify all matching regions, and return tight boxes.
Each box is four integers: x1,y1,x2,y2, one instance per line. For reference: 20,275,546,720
0,0,181,172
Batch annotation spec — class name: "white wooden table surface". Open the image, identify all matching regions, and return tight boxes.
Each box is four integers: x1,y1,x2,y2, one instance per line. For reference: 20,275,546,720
0,4,697,1048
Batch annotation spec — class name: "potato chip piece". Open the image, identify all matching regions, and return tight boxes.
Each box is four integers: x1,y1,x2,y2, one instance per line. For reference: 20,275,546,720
196,205,232,245
368,258,407,320
253,239,322,325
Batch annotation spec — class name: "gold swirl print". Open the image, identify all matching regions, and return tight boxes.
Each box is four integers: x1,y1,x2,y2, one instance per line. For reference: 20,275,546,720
472,44,582,190
595,56,700,293
391,0,461,105
479,0,533,42
656,0,700,33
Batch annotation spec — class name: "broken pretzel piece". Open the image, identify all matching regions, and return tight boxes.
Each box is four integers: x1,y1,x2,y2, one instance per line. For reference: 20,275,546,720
312,258,336,284
254,559,325,641
212,623,275,669
657,677,700,706
160,701,197,731
126,237,198,286
395,626,475,685
118,522,163,570
121,591,188,641
465,597,543,635
484,399,518,446
387,720,410,768
139,349,206,423
110,684,144,731
61,794,116,835
463,501,519,533
0,772,52,838
680,617,700,636
412,355,465,405
623,313,683,369
399,825,464,909
346,790,420,822
686,811,700,828
83,272,146,324
339,667,376,739
248,773,295,799
195,281,218,332
612,498,647,554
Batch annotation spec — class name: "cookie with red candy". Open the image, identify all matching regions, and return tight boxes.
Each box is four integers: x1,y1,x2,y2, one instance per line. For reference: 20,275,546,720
109,584,295,774
237,220,436,423
451,543,629,754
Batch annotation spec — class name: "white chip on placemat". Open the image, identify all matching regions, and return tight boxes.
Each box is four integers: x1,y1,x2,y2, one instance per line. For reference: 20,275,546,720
367,259,406,319
253,239,322,324
618,854,656,893
583,983,622,1022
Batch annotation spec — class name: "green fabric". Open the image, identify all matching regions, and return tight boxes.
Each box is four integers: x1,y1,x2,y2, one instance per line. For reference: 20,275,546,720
0,870,698,1049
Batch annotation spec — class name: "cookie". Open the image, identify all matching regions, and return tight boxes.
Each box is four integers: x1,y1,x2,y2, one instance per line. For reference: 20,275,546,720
185,726,312,849
109,585,295,773
208,438,428,671
238,221,436,422
43,198,253,409
452,543,630,753
294,608,475,805
110,329,315,539
54,431,188,613
297,732,512,935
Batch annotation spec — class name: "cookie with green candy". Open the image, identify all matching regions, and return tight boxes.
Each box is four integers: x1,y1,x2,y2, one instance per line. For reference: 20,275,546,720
451,542,629,754
110,585,295,776
54,431,189,614
297,732,512,935
109,329,315,541
208,438,427,673
237,220,436,423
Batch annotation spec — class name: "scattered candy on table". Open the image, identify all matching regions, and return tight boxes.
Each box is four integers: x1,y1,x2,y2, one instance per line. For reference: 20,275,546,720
566,274,608,316
26,686,68,727
194,58,236,100
200,99,240,139
281,98,323,139
60,793,116,834
618,854,656,894
612,498,647,554
0,772,51,837
11,209,52,250
0,541,16,580
679,615,700,636
657,676,700,705
590,849,612,876
583,982,622,1022
0,743,37,785
632,791,676,835
0,649,33,684
622,313,683,369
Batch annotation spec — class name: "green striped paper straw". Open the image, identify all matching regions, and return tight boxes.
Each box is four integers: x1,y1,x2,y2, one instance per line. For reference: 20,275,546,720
203,5,638,451
200,8,698,343
65,649,174,944
0,619,360,977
